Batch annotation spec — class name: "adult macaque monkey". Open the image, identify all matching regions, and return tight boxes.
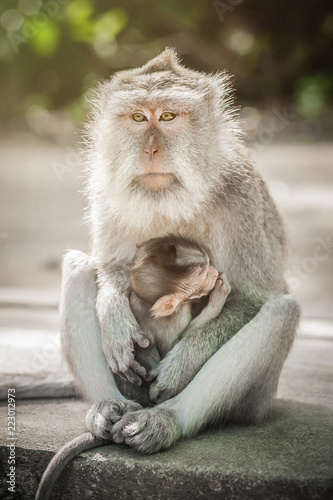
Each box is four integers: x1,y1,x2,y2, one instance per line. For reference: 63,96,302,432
36,235,229,500
60,48,300,455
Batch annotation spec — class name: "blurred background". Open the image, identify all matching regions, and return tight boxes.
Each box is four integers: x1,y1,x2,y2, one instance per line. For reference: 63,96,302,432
0,0,332,327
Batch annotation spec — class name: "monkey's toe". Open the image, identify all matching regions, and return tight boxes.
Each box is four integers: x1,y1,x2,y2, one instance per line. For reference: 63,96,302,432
112,408,181,454
86,398,142,440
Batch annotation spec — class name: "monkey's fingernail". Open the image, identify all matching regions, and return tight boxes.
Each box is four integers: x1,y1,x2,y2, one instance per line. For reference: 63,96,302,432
138,338,149,348
113,434,124,443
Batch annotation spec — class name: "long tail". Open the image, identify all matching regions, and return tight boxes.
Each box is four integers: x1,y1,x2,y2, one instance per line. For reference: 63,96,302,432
35,432,108,500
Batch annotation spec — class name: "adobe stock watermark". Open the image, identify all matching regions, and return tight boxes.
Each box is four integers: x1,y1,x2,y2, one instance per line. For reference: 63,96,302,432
52,146,81,182
7,388,16,494
19,332,61,375
213,0,244,22
253,107,297,153
6,0,69,54
286,235,333,292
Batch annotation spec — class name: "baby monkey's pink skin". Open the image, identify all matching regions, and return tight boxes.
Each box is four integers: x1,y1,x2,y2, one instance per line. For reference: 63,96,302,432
150,255,219,318
130,234,224,321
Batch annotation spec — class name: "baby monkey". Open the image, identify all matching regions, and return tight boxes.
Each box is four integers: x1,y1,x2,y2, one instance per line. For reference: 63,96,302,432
118,234,231,405
36,235,230,500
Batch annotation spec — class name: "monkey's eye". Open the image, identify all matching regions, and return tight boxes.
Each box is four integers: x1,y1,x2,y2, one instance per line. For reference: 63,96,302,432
132,112,146,122
160,112,176,122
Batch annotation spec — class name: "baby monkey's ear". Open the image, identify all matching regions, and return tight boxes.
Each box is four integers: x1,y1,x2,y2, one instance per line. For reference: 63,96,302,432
151,294,182,317
136,242,144,248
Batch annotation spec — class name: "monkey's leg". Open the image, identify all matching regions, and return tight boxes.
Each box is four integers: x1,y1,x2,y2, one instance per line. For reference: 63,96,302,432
61,251,145,440
60,250,126,402
112,295,300,454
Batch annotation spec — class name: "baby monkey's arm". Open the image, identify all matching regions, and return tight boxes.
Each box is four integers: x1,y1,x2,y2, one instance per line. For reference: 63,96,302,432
186,272,231,334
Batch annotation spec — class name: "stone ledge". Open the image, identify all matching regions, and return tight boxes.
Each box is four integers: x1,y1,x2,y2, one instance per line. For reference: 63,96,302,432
0,399,332,500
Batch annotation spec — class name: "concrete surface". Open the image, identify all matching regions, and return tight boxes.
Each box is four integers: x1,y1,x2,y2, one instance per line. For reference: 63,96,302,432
0,399,332,500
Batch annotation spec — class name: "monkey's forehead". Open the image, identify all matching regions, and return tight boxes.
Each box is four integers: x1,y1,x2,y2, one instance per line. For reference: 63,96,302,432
103,70,219,111
109,87,207,113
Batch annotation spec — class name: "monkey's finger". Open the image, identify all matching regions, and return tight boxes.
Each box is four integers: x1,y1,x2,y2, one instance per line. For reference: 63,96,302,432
112,413,138,442
133,330,150,349
145,369,157,382
129,360,146,377
121,367,143,386
108,357,125,378
112,425,125,443
109,358,132,383
115,372,128,382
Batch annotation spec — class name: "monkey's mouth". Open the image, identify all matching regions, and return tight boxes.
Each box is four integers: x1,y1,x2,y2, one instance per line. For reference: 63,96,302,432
137,173,177,192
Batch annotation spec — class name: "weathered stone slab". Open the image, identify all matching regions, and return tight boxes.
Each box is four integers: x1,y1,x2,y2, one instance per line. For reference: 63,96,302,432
0,399,332,500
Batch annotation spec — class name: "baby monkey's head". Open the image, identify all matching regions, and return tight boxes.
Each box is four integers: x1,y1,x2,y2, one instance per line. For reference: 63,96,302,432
130,235,218,318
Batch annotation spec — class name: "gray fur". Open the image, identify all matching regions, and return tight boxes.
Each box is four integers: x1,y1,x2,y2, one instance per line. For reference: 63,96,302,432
60,48,300,457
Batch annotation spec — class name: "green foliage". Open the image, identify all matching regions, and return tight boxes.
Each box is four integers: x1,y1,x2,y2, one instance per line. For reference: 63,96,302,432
0,0,332,125
296,75,332,117
28,20,61,56
66,0,94,42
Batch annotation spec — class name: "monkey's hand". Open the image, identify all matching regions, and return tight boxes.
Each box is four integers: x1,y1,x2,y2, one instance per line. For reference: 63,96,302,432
148,342,191,403
96,266,149,385
86,398,143,440
102,318,149,386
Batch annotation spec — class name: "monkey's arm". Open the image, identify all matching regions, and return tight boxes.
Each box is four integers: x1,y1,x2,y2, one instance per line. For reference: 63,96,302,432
188,272,231,332
149,294,261,403
96,265,149,385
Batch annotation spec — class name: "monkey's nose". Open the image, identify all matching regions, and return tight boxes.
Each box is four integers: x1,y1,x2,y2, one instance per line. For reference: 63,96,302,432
145,147,159,157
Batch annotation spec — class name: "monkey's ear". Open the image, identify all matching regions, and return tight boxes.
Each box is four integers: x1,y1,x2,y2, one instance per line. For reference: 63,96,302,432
151,294,182,317
136,242,144,248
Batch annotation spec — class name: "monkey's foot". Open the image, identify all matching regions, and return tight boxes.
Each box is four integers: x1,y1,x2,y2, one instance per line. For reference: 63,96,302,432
86,398,143,440
112,408,181,454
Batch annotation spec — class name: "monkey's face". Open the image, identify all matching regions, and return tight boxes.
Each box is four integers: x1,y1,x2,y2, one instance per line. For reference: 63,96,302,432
87,50,238,234
106,87,212,203
118,106,190,192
